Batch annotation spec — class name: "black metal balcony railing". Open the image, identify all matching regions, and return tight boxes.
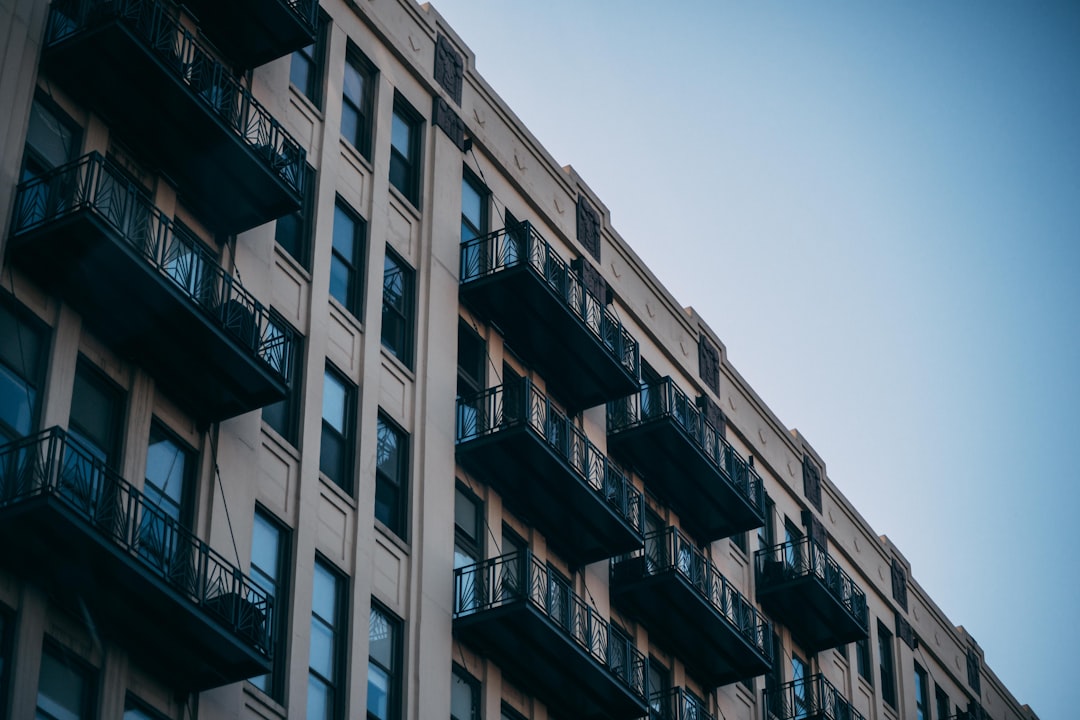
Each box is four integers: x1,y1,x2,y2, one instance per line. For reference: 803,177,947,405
178,0,319,68
650,687,715,720
459,222,640,409
0,428,272,686
765,674,865,720
754,537,869,652
607,377,765,540
454,551,649,716
42,0,304,232
11,153,294,388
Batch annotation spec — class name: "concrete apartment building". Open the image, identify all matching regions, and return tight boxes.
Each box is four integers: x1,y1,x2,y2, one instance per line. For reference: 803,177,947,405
0,0,1039,719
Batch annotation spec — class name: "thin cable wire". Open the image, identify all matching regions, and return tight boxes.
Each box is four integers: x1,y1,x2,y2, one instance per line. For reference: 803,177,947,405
208,421,243,571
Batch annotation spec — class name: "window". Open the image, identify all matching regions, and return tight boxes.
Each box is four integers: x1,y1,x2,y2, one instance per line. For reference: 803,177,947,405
878,621,897,708
731,531,748,553
791,653,809,718
375,413,408,539
22,96,80,179
64,361,125,515
454,485,482,611
461,172,488,243
368,602,401,720
608,624,634,688
290,12,329,108
330,199,366,317
456,322,485,437
262,318,303,447
123,695,169,719
139,423,194,571
501,526,527,598
450,665,479,720
647,657,671,716
308,559,346,720
250,508,291,701
935,687,950,720
275,163,316,269
0,608,11,716
381,249,414,368
320,366,355,493
342,46,376,158
0,298,45,442
855,636,873,684
915,663,929,720
500,705,526,720
389,97,421,205
37,643,96,719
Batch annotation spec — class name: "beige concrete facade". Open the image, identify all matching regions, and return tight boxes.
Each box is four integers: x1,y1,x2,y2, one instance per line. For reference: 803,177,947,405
0,0,1037,719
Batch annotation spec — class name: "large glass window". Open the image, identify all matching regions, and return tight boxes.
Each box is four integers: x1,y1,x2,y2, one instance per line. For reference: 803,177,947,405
290,13,329,108
138,423,193,571
308,559,346,720
330,199,366,318
791,653,809,718
878,621,897,708
37,643,96,719
0,298,45,443
341,46,376,159
935,686,951,720
22,96,79,179
368,602,401,720
64,361,124,515
450,665,479,720
375,414,408,539
250,508,291,701
915,662,929,720
275,164,316,270
320,365,355,494
461,172,487,243
855,636,873,684
380,249,414,368
389,97,421,205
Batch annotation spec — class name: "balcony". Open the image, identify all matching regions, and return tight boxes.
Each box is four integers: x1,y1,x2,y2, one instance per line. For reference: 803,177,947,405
0,428,271,690
755,538,869,653
42,0,304,234
611,527,771,687
181,0,318,68
459,223,639,411
764,674,865,720
9,154,294,423
453,552,649,720
456,380,643,566
606,378,765,542
650,687,716,720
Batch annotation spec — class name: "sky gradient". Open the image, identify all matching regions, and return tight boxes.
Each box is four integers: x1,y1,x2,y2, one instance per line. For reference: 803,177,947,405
428,2,1078,717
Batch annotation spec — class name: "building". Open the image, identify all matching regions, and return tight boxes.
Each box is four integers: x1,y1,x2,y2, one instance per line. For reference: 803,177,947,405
0,1,1039,719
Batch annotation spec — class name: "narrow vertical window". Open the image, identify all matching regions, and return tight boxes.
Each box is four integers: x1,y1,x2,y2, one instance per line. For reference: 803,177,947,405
374,413,408,539
139,423,194,571
380,249,414,368
461,172,487,243
915,663,929,720
22,96,80,180
37,643,96,719
262,315,303,447
320,365,355,494
341,46,376,159
855,635,873,684
0,298,46,443
250,508,291,701
275,163,316,269
290,12,329,108
330,199,366,318
791,653,809,717
935,687,951,720
0,608,11,716
878,620,897,707
368,602,401,720
307,559,346,720
450,665,480,720
389,97,421,205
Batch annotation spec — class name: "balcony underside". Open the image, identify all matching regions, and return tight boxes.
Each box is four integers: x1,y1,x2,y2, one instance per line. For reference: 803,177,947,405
182,0,315,68
42,22,299,234
757,562,868,652
611,558,770,687
457,427,641,566
454,601,648,720
0,494,269,690
607,420,763,542
460,267,637,411
9,213,287,423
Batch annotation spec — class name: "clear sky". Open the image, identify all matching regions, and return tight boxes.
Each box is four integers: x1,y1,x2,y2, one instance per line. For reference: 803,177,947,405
427,1,1078,717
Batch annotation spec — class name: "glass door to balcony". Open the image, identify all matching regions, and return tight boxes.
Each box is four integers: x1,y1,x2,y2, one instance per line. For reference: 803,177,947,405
138,424,193,582
791,655,809,720
64,363,124,523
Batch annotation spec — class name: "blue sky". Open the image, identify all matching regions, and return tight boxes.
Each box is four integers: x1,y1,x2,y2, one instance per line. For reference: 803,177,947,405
428,2,1079,717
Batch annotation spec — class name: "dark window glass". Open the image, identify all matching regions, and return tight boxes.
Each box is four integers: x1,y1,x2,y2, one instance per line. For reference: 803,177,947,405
389,97,421,205
878,621,897,707
290,13,329,108
647,657,670,716
915,663,929,720
262,316,303,447
123,695,169,719
68,360,124,468
375,414,408,539
138,423,194,572
250,508,291,701
37,643,96,719
275,163,316,269
0,298,45,442
22,96,80,179
368,602,401,720
320,365,355,493
330,200,366,317
450,665,479,720
935,687,950,720
381,249,414,368
791,654,809,717
308,559,346,720
854,635,873,683
454,485,481,569
341,46,376,159
461,172,487,243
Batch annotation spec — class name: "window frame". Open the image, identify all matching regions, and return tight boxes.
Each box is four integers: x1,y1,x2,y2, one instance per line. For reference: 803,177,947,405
330,197,367,318
374,412,409,540
262,312,304,447
320,364,356,494
450,664,480,720
0,294,47,443
341,44,377,159
22,93,81,179
37,640,97,720
380,247,415,368
275,163,317,270
289,11,330,109
878,620,897,708
249,506,292,702
935,686,950,720
460,170,488,243
855,635,873,685
367,601,402,720
388,95,422,206
914,662,929,720
308,556,347,720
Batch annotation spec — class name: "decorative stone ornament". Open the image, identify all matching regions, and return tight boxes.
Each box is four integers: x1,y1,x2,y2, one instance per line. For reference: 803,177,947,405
698,336,719,394
432,96,465,151
434,34,464,105
576,195,601,260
